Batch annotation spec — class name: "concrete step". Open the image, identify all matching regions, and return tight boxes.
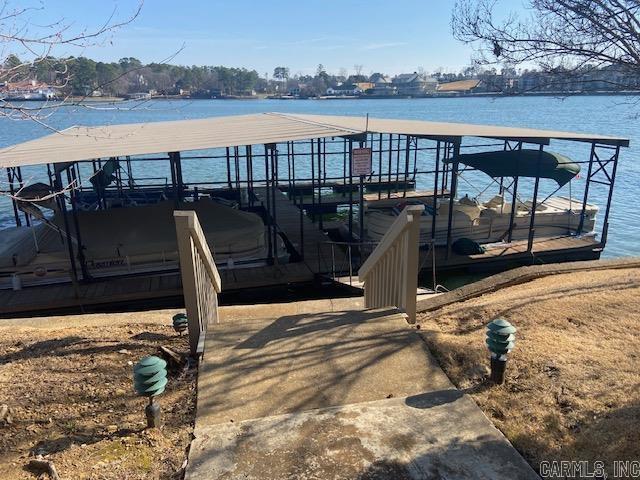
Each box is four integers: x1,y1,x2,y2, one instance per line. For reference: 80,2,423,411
187,391,539,480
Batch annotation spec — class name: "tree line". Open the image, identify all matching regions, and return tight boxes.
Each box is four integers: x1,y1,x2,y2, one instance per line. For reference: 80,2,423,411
3,55,377,97
3,52,638,100
2,55,262,97
2,56,396,98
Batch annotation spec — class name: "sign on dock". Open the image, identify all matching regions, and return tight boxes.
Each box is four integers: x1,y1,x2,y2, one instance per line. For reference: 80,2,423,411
352,148,372,176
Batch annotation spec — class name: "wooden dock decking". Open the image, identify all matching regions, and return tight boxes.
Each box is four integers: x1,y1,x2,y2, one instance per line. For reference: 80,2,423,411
0,234,601,317
277,178,416,196
418,235,602,276
364,189,450,205
0,273,184,316
0,263,317,317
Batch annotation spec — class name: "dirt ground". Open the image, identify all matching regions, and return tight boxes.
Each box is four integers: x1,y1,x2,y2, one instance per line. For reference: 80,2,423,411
416,267,640,477
0,308,196,480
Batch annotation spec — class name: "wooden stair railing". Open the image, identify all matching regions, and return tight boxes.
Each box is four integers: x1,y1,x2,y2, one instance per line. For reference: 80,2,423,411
358,204,424,323
174,211,222,356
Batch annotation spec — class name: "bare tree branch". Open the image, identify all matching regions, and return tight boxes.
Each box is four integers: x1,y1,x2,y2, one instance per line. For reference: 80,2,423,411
452,0,640,92
1,0,144,124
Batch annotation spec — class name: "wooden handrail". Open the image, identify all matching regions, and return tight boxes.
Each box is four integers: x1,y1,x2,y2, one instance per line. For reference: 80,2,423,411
358,204,424,323
359,205,423,278
174,210,222,356
178,210,222,292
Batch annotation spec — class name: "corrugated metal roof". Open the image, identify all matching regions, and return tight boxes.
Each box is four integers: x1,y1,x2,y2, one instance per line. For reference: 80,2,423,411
0,112,628,168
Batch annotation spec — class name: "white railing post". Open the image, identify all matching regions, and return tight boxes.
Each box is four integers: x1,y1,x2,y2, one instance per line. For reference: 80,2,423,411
358,204,423,323
174,210,222,356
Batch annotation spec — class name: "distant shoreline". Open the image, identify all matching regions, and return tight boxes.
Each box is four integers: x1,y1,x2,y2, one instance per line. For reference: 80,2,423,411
9,90,640,105
271,90,640,100
150,90,640,100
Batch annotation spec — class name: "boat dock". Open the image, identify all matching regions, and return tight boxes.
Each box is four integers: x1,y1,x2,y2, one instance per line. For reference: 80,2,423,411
0,232,600,318
0,188,333,316
0,112,628,316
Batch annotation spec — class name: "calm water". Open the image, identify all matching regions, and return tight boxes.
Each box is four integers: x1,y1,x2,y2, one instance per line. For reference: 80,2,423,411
0,96,638,257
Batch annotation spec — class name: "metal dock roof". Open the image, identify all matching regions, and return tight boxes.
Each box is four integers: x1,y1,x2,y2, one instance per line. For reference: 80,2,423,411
0,112,629,168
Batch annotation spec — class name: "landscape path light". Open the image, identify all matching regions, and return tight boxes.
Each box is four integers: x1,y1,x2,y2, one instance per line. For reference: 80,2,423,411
172,313,189,335
133,355,168,428
486,318,516,384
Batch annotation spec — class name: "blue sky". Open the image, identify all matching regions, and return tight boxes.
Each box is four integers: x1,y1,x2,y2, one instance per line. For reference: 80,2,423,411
12,0,513,76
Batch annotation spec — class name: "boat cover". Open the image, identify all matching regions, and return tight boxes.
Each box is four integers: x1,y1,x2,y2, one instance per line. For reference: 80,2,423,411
450,149,580,186
40,199,266,261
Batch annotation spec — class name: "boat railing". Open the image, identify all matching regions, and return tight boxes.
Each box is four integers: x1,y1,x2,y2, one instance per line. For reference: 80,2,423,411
357,204,424,323
174,210,222,356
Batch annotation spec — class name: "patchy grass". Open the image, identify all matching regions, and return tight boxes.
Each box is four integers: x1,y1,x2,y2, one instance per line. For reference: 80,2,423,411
416,267,640,478
0,309,196,479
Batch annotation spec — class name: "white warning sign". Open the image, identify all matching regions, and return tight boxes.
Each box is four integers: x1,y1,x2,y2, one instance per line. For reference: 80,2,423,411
351,148,372,176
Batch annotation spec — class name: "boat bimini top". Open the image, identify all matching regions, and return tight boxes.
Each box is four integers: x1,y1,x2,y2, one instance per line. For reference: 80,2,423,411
449,149,580,187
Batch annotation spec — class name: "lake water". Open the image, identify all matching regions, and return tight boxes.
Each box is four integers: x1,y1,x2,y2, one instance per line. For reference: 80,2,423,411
0,96,638,257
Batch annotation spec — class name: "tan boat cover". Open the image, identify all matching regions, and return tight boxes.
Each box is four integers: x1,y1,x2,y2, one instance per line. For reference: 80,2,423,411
38,199,266,262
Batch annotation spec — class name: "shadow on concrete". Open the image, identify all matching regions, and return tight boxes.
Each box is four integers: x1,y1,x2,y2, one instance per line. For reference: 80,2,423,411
234,307,398,349
196,307,451,425
405,389,464,409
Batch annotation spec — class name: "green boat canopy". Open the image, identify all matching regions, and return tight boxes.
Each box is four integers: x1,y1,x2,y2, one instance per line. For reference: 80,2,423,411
449,149,580,187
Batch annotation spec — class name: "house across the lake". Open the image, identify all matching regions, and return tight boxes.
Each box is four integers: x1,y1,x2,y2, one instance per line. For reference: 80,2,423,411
392,73,437,96
0,79,57,101
326,83,363,96
368,74,396,96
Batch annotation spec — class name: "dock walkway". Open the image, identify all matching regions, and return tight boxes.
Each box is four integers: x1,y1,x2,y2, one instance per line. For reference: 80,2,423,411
186,299,539,480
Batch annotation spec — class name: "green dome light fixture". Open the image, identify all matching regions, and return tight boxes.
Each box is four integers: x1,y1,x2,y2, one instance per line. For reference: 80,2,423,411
172,313,189,336
133,355,168,428
486,318,516,384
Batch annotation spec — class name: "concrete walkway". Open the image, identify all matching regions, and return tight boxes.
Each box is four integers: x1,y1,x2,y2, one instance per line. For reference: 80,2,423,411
186,300,539,480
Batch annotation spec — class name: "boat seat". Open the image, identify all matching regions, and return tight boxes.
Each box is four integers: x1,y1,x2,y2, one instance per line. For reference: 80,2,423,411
438,201,481,222
481,197,537,216
483,194,505,209
458,194,478,206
